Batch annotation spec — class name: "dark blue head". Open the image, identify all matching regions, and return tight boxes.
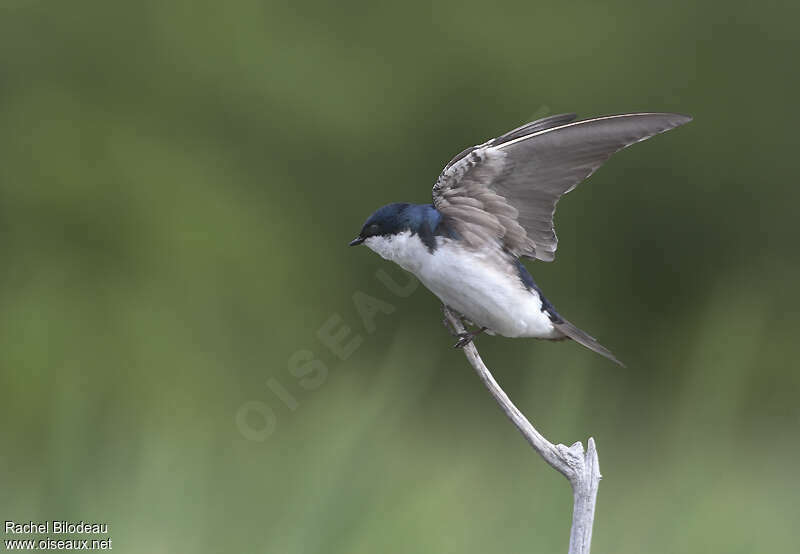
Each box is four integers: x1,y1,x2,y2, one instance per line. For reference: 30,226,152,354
349,203,442,247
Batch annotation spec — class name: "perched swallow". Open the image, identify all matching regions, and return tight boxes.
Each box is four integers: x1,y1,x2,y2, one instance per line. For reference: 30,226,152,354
350,113,691,365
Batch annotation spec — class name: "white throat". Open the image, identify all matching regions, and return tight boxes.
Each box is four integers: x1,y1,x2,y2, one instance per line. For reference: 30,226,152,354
364,231,428,273
362,229,558,339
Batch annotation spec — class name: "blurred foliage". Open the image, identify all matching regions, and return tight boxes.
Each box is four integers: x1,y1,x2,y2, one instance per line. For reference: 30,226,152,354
1,0,799,552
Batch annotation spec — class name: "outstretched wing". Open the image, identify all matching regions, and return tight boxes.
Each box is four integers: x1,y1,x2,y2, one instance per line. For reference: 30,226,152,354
432,112,692,261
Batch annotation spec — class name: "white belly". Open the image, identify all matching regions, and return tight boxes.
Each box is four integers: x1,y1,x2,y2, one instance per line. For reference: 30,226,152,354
364,232,560,339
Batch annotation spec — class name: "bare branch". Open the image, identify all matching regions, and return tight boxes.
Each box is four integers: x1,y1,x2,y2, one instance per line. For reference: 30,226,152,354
442,305,601,554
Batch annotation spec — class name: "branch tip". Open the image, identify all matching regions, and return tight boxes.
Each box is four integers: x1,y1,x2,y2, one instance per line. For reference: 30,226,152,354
443,303,600,554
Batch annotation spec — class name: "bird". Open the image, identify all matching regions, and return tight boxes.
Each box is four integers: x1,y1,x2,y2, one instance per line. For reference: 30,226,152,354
349,112,691,365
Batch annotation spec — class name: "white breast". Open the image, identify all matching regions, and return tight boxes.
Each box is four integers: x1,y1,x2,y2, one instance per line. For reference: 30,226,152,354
364,232,560,339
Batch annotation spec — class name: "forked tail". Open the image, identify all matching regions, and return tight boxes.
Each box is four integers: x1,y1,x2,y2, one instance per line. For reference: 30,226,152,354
553,319,625,367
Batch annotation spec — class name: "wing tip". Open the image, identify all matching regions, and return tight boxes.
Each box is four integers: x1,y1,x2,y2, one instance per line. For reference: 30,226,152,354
602,111,693,130
664,112,693,127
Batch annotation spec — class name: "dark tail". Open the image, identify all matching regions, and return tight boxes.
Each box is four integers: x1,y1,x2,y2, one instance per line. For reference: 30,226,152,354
553,319,625,367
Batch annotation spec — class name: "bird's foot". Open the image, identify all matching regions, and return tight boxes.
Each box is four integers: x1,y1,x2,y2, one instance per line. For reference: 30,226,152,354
443,317,457,337
452,327,487,349
453,332,475,349
442,305,487,348
441,305,460,337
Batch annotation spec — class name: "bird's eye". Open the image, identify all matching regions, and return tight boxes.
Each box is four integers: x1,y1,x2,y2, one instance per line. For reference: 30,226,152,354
366,223,380,236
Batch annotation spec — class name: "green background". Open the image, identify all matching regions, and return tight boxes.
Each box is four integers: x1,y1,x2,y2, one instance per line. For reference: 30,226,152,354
1,1,798,552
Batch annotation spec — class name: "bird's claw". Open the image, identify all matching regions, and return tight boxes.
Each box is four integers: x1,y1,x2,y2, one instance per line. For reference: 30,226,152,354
453,332,474,349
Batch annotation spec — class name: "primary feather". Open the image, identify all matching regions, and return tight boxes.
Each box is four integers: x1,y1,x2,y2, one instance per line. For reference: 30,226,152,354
354,112,691,365
433,112,692,261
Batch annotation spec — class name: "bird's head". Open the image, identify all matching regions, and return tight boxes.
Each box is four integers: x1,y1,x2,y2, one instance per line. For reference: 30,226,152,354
348,202,412,248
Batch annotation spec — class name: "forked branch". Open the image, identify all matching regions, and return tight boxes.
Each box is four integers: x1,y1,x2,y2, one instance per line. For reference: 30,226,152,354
442,306,601,554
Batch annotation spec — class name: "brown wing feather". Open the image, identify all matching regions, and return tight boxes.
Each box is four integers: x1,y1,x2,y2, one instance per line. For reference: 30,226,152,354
433,112,692,261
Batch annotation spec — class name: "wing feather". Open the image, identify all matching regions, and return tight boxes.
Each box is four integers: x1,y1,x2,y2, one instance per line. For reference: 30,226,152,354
432,112,692,261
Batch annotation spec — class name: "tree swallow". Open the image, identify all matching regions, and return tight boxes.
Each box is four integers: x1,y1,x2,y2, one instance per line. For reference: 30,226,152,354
349,112,691,365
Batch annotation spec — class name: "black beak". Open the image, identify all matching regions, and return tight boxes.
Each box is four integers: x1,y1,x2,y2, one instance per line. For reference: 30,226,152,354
348,236,365,246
